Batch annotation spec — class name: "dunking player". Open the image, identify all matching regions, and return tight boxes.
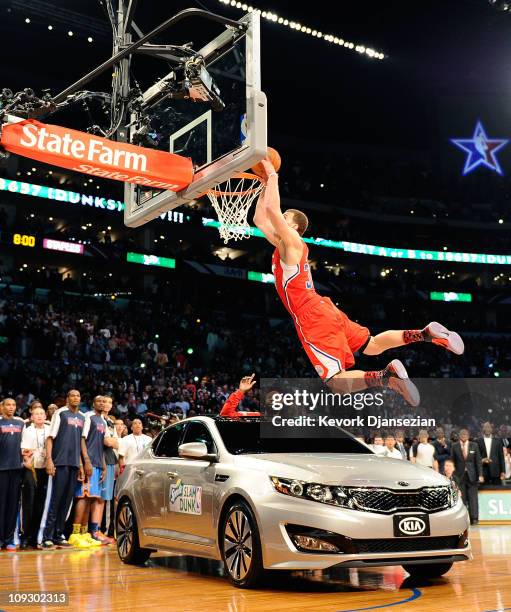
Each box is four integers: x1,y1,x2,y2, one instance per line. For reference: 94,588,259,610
253,159,464,406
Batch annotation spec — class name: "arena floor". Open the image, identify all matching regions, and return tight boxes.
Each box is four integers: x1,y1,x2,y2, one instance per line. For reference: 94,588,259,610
0,527,509,612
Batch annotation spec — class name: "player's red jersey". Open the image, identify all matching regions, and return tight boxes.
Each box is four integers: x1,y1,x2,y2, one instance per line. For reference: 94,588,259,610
272,242,370,379
272,242,319,314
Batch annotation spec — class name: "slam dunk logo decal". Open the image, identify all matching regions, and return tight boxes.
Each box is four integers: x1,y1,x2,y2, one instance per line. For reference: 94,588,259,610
169,479,202,515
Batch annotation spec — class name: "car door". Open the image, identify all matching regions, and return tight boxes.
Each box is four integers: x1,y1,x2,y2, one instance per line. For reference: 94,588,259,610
164,421,217,546
133,423,186,533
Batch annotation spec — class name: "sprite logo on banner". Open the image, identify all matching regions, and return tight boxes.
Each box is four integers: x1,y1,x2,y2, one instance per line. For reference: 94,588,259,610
479,490,511,522
169,480,202,515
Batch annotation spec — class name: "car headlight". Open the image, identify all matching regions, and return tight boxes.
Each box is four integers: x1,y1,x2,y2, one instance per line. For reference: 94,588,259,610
449,481,460,507
270,476,352,508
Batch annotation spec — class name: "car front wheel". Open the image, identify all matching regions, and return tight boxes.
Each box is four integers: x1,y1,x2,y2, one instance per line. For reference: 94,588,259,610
402,562,453,579
221,500,264,588
116,499,152,565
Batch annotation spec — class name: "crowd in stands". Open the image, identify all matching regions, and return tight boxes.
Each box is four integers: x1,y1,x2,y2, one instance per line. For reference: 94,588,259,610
2,297,511,414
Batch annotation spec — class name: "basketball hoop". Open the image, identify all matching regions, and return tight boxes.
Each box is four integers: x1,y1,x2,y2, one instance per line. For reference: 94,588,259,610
206,171,264,243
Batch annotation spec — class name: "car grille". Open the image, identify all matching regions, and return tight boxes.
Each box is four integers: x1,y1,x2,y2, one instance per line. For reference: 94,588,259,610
348,486,450,514
353,535,460,554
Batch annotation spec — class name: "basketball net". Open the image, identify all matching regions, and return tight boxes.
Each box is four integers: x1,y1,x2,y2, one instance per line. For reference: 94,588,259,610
206,172,264,244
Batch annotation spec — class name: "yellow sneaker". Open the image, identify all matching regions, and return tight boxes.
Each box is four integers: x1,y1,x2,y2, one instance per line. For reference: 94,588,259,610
69,533,92,549
81,532,102,547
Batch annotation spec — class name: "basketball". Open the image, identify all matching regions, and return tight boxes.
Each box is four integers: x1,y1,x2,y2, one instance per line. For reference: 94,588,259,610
251,147,281,177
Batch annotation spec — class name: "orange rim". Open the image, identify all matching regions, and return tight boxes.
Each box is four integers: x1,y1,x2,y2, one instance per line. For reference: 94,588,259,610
206,172,264,197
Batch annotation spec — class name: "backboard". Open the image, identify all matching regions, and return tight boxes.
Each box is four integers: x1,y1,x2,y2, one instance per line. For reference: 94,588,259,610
124,11,267,228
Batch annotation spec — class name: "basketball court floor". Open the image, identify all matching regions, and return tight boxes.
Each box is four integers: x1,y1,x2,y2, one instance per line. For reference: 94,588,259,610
1,527,509,612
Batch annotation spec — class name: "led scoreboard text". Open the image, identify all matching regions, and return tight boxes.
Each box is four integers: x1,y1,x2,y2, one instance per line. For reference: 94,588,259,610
3,177,511,266
12,233,36,247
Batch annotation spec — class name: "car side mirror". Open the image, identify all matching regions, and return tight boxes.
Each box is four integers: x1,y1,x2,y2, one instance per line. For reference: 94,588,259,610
178,442,217,462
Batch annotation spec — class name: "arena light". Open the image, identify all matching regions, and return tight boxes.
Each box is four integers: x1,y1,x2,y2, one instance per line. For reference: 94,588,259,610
217,0,386,59
430,291,472,303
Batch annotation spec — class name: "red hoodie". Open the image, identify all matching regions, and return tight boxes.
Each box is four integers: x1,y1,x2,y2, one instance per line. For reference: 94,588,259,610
219,390,260,418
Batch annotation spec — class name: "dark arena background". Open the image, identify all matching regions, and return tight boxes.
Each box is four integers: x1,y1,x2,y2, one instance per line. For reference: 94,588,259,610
0,1,511,611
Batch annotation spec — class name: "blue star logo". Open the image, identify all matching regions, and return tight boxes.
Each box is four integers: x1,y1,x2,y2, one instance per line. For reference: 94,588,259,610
451,121,508,176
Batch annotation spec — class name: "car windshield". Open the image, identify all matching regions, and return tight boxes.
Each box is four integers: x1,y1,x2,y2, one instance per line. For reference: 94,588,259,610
215,420,372,455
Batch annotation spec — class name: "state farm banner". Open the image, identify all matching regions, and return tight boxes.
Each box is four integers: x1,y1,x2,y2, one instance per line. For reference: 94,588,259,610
0,119,193,191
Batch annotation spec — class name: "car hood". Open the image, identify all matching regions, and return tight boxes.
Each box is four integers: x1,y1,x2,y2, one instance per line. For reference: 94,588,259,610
236,453,448,488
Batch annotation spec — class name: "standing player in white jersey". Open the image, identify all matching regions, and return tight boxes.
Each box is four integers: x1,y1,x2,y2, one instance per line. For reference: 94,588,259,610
253,158,465,406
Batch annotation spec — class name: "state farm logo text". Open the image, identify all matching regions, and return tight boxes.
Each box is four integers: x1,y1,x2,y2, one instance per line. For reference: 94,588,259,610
20,124,147,172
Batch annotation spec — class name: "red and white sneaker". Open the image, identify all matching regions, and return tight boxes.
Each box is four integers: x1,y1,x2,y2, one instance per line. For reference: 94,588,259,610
423,322,464,355
386,359,420,407
91,531,114,545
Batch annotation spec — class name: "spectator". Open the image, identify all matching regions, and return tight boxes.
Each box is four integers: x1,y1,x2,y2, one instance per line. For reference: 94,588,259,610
135,396,148,417
118,418,152,467
371,435,386,455
0,398,24,551
451,429,484,525
504,447,511,482
477,422,506,485
115,419,127,438
443,458,461,490
20,405,50,549
38,389,85,549
174,395,190,417
432,427,451,474
394,430,409,460
46,404,57,423
409,430,439,471
155,349,169,367
382,434,403,459
100,396,118,539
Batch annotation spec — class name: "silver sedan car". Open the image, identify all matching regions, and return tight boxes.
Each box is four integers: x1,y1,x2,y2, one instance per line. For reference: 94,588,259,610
115,416,471,588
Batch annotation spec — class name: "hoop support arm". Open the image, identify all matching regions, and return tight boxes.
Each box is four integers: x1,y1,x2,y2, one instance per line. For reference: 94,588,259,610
52,8,246,104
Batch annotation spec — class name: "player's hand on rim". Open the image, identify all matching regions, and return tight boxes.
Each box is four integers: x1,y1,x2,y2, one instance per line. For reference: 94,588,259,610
239,373,257,393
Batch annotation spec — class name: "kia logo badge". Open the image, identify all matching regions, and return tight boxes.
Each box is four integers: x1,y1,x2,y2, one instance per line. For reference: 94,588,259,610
399,517,426,536
397,481,410,487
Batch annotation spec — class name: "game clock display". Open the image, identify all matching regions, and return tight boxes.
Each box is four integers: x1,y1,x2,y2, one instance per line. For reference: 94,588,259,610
11,232,36,247
2,231,85,255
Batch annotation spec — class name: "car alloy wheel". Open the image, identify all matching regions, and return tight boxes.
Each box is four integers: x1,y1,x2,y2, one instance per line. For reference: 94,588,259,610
223,508,253,581
115,499,152,565
117,503,134,560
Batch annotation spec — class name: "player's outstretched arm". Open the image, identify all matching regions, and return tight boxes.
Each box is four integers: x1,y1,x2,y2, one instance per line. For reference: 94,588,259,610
253,185,279,246
261,161,302,253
